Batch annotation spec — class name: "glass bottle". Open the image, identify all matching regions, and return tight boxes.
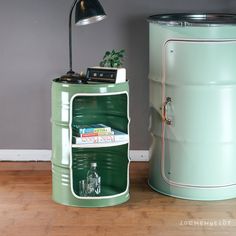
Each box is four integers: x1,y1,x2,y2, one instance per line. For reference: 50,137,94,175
86,162,101,196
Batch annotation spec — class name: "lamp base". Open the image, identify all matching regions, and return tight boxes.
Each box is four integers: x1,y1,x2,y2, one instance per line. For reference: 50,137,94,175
57,70,86,84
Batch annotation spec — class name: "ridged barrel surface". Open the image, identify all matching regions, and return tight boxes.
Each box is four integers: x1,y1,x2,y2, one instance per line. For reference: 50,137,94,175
148,13,236,200
51,81,130,207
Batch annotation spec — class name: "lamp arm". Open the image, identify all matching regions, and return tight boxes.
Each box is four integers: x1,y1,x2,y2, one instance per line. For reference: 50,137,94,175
68,0,79,74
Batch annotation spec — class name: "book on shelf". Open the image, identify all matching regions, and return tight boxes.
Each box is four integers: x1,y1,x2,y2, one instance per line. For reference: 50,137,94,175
78,124,112,134
80,131,114,137
72,128,128,145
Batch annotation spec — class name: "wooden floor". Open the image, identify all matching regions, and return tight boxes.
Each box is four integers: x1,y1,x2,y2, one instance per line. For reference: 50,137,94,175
0,162,235,236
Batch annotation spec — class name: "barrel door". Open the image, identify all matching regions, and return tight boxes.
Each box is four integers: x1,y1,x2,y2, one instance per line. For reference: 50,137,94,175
161,40,236,188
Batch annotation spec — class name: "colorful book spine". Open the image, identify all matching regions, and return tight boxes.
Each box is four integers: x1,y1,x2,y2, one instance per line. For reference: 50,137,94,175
79,124,112,134
80,131,114,137
73,129,128,145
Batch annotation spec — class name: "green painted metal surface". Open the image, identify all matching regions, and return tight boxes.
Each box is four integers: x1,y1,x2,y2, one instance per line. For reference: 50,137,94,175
148,14,236,200
51,81,130,207
72,146,129,197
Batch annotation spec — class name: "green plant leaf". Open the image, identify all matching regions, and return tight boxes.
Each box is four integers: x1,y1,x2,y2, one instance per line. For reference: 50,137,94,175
99,49,125,68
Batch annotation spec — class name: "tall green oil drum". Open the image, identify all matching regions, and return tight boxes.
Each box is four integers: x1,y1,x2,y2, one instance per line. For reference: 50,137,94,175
148,13,236,200
51,80,130,207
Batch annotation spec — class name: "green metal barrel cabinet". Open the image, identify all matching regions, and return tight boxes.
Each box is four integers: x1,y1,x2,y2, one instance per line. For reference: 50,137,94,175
51,80,130,207
148,13,236,200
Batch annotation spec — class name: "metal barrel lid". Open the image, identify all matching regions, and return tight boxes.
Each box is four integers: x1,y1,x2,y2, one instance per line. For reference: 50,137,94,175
147,13,236,26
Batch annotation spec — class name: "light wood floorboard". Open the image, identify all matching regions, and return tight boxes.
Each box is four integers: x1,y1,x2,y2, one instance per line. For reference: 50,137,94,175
0,162,235,236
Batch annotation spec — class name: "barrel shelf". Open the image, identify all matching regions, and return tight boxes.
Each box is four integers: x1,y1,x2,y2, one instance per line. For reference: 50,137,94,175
71,145,129,199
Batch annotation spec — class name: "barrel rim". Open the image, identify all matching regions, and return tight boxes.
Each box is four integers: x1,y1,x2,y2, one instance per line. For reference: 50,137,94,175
147,13,236,26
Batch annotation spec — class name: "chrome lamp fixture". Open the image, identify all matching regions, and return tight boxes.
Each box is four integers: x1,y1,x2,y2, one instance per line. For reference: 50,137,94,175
60,0,106,83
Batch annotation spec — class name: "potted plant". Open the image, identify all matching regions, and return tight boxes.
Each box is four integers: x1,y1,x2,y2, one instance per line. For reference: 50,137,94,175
99,49,125,68
97,49,126,83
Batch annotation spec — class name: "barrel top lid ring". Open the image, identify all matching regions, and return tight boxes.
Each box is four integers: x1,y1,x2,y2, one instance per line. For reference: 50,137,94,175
147,13,236,26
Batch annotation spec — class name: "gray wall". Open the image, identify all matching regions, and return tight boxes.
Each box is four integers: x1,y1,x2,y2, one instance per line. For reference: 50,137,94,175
0,0,234,149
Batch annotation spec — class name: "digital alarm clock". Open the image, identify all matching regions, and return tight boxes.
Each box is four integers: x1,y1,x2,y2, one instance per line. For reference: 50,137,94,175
85,67,126,83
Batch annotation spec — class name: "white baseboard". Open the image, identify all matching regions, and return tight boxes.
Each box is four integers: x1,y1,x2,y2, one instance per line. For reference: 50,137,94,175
130,150,149,161
0,150,52,161
0,149,149,162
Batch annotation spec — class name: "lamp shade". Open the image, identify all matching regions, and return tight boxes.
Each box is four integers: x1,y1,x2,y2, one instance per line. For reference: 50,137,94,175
75,0,107,26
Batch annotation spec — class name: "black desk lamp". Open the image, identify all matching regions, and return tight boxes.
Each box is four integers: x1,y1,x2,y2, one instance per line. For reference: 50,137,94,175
60,0,106,83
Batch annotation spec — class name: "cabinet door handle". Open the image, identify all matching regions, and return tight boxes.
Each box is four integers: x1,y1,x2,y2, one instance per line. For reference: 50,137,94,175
163,97,172,125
